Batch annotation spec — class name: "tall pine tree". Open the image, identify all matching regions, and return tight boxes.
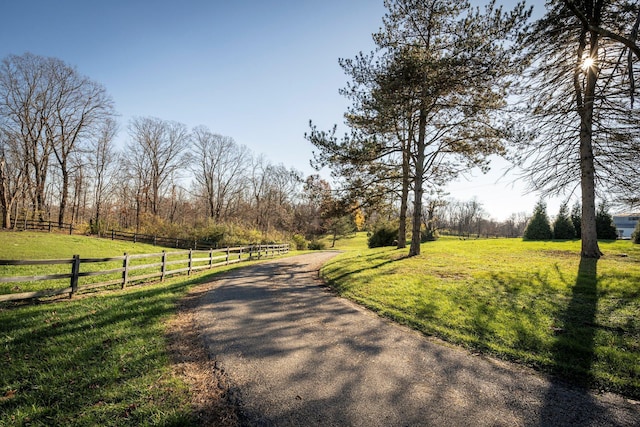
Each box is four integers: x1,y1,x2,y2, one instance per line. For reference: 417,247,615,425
515,0,640,258
308,0,530,256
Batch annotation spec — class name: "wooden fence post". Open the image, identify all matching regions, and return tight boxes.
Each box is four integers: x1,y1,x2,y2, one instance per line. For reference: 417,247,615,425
161,251,167,281
239,247,243,261
122,253,129,289
70,254,80,298
209,248,213,269
226,247,230,264
69,223,73,235
188,249,193,275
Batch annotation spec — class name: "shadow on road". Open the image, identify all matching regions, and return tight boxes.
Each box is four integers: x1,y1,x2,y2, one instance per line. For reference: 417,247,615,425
194,254,639,426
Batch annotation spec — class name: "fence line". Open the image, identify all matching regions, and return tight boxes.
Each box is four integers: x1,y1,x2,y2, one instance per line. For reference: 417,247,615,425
13,219,75,235
107,229,221,250
0,244,290,303
10,219,247,250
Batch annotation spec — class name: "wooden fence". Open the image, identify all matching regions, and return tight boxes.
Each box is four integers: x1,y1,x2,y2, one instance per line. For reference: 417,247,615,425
12,219,75,235
10,219,241,250
0,244,289,303
107,229,220,250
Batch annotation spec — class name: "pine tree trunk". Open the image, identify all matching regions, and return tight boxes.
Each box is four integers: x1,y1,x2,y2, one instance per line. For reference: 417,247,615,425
409,107,427,257
579,32,602,259
579,127,601,258
397,130,411,249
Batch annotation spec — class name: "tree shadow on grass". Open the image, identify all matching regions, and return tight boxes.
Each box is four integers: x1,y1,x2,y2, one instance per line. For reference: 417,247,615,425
0,273,224,426
321,254,407,293
538,257,614,426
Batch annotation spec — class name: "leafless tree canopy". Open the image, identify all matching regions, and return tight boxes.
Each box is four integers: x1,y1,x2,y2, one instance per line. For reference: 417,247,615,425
0,53,114,227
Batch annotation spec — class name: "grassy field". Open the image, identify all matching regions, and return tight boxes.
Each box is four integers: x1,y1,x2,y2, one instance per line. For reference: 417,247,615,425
2,230,639,425
0,232,163,259
0,232,165,296
320,234,640,399
0,231,262,426
0,232,260,296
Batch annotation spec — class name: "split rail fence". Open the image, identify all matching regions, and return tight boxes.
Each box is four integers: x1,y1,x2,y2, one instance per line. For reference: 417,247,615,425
11,219,232,250
0,244,289,303
12,219,75,235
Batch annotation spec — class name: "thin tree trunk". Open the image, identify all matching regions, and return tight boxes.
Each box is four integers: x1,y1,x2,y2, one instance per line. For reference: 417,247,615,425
409,107,427,257
398,125,412,249
58,169,69,227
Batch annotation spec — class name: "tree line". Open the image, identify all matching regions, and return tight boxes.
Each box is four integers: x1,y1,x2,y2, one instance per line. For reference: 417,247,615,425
0,53,312,243
0,48,536,246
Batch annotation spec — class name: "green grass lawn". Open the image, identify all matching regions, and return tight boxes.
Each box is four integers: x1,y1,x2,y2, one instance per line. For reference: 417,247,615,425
321,236,640,399
0,232,256,296
0,231,163,259
2,230,639,425
1,276,197,426
0,232,167,294
0,231,264,426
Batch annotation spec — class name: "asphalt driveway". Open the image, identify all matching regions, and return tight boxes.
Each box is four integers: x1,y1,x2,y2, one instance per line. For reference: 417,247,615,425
194,252,639,426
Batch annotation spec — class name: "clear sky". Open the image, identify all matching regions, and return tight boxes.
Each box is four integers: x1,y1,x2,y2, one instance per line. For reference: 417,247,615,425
1,0,568,221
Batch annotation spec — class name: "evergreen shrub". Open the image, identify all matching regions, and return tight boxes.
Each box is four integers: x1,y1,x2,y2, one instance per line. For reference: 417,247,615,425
596,205,618,240
291,234,308,250
308,240,326,250
552,202,576,239
368,223,399,248
523,201,552,241
632,221,640,244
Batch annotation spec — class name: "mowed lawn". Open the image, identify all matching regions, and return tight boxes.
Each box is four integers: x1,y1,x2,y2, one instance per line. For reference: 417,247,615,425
321,236,640,399
0,232,242,426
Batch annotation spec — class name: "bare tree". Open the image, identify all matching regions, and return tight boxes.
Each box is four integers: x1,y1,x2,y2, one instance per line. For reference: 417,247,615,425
0,53,114,226
88,117,119,231
0,54,53,219
46,60,114,226
0,131,26,228
191,126,248,221
124,117,189,218
248,155,301,237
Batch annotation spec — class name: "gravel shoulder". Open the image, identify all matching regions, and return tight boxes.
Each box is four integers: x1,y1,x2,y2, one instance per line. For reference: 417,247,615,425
174,252,639,426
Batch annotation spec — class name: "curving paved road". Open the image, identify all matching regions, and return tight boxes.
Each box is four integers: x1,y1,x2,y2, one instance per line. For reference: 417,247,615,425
194,252,639,426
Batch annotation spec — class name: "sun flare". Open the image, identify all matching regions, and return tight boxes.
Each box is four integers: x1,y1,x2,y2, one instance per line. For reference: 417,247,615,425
582,56,595,70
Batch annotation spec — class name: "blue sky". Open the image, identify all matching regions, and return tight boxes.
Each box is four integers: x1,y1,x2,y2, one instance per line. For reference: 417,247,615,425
1,0,563,220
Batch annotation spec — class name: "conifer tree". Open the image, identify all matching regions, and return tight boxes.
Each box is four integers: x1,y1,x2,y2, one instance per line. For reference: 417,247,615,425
553,201,576,239
523,201,553,241
632,220,640,244
308,0,530,256
515,1,640,258
595,203,618,240
571,201,582,238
